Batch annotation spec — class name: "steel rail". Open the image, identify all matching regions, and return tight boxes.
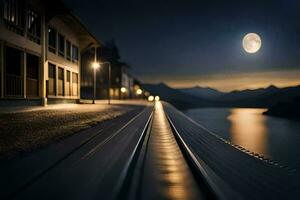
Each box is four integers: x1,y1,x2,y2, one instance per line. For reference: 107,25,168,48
114,109,154,200
117,103,219,200
165,112,223,200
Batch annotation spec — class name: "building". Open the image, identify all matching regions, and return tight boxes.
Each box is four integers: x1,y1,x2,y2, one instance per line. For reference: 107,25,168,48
118,63,132,99
80,45,137,100
0,0,100,106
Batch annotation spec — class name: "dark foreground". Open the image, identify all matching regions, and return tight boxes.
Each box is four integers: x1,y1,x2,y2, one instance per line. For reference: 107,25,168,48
0,102,298,200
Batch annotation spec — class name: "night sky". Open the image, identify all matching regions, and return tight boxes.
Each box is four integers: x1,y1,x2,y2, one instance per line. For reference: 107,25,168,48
64,0,300,91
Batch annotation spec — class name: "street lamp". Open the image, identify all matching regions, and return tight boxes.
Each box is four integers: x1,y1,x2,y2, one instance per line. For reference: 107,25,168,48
92,46,100,104
136,88,142,95
148,95,154,102
155,96,160,101
92,62,100,69
121,87,127,93
120,87,127,100
91,47,111,105
92,61,100,104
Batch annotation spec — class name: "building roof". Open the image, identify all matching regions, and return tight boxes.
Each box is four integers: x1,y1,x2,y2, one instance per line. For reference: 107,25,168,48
44,0,102,50
60,13,102,50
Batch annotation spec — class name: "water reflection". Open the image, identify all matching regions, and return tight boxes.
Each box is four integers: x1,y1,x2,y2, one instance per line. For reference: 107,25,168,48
185,107,300,170
228,108,268,156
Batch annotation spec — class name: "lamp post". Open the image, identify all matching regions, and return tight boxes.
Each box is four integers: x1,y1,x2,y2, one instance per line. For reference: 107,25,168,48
100,62,111,105
136,88,142,99
120,87,127,99
92,47,100,104
92,61,100,104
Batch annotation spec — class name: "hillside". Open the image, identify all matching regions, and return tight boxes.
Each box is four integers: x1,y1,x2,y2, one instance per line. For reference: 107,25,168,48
220,85,279,102
142,83,214,109
143,83,300,109
179,86,224,99
224,85,300,107
264,96,300,118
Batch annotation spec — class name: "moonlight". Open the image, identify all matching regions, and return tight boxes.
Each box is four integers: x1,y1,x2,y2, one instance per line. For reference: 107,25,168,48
242,33,262,53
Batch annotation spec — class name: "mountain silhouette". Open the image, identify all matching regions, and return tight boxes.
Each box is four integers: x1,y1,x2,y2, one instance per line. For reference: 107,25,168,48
143,83,300,111
142,83,214,109
179,86,224,99
264,96,300,118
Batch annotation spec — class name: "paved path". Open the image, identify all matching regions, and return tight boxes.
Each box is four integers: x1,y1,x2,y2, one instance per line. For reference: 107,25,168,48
0,106,152,200
0,102,148,157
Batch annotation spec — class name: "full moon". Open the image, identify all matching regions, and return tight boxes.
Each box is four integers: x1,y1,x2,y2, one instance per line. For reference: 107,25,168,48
242,33,262,53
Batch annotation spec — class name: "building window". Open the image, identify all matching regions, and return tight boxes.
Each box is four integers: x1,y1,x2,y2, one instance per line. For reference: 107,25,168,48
26,53,39,97
48,26,56,54
4,46,23,96
3,0,25,35
58,34,65,57
66,70,71,96
57,67,64,96
72,72,78,96
66,40,71,61
71,45,79,63
48,63,56,96
27,8,41,44
67,71,71,82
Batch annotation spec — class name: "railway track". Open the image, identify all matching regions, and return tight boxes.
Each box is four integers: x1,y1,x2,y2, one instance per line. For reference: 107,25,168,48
116,102,217,200
4,102,218,200
4,106,153,200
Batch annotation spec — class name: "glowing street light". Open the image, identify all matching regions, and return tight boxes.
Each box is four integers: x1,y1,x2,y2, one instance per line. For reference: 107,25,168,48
136,88,142,95
121,87,127,93
155,96,160,101
91,47,111,105
92,47,100,104
92,61,100,104
92,62,100,69
148,95,154,102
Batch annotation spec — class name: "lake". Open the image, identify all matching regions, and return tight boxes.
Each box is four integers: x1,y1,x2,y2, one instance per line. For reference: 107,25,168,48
184,108,300,170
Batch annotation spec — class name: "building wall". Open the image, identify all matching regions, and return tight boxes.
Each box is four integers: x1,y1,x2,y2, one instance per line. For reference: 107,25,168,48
0,27,41,55
0,0,95,105
46,17,81,100
0,41,4,98
0,0,43,100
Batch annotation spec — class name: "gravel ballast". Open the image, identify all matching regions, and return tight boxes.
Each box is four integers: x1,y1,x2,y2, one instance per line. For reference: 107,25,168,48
0,104,138,158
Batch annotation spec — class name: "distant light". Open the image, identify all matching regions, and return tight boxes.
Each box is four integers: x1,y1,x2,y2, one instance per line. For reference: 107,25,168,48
134,85,140,91
144,91,150,97
121,87,127,93
136,89,142,95
92,62,100,69
148,96,154,102
155,96,160,101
